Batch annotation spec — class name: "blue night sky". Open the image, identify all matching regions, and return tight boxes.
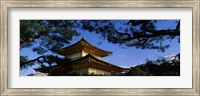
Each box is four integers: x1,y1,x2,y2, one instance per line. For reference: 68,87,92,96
20,20,180,76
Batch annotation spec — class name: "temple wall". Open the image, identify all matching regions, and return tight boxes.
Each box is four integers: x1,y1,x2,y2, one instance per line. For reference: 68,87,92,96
88,67,111,76
77,68,88,75
69,68,88,75
67,50,102,60
67,52,82,60
82,50,101,60
69,67,111,76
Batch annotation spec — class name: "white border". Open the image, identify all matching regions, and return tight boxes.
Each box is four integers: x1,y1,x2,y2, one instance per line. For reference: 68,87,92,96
8,8,192,88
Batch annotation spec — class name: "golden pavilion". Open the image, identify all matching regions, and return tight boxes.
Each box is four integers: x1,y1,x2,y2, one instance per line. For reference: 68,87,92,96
35,38,125,76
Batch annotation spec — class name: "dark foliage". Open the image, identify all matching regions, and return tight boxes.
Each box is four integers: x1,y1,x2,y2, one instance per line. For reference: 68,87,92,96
46,55,73,76
126,54,180,76
20,20,80,69
79,20,180,52
20,20,180,75
20,56,35,69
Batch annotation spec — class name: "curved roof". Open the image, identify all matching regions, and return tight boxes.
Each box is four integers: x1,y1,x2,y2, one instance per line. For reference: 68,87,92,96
35,54,125,73
71,54,123,69
74,54,126,73
56,38,113,57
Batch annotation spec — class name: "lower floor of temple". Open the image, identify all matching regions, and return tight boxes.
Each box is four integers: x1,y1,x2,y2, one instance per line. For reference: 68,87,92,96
69,67,113,76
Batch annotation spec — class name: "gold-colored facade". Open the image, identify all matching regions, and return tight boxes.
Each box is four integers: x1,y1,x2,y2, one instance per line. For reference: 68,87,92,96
35,38,125,76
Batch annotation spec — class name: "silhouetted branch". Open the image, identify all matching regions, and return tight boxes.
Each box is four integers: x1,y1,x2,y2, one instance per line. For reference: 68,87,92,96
20,56,44,67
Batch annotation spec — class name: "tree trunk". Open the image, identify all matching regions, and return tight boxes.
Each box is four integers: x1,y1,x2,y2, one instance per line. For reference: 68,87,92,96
20,34,42,49
20,37,34,48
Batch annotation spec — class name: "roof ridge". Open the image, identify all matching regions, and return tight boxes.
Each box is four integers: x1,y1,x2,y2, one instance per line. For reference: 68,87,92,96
80,38,113,54
71,54,123,69
57,37,112,56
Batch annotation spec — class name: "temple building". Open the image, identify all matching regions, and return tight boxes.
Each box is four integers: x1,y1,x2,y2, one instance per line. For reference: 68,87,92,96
35,38,126,76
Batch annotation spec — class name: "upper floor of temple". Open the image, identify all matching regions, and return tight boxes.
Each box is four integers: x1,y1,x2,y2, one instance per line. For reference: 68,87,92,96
56,38,112,60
